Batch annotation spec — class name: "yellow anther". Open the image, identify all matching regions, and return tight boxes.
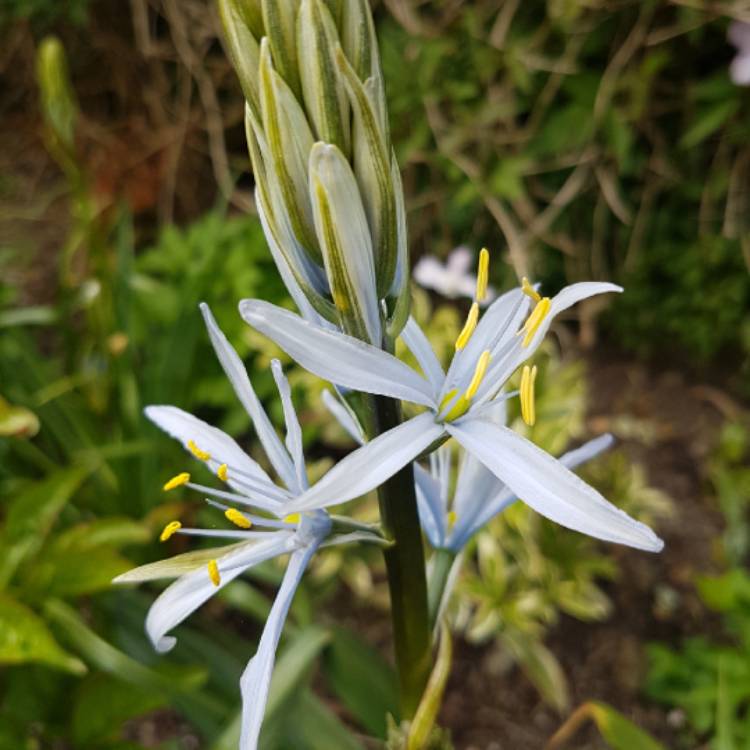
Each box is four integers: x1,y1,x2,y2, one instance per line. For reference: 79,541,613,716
159,521,182,542
163,472,190,492
520,297,551,347
464,350,491,400
521,277,541,303
225,508,252,529
447,510,457,529
187,439,211,461
207,559,221,587
520,364,538,426
455,302,479,351
475,248,490,302
217,463,228,482
284,513,301,524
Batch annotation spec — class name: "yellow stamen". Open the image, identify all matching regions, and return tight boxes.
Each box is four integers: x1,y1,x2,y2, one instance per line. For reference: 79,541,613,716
207,559,221,586
520,364,538,426
163,472,190,491
187,439,211,461
520,297,551,347
475,248,490,302
159,520,182,542
521,277,541,302
464,350,491,400
284,513,301,524
217,463,228,482
455,302,479,351
447,510,457,528
225,508,252,529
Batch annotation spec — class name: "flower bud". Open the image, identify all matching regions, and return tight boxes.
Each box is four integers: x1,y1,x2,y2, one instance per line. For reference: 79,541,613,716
309,143,381,344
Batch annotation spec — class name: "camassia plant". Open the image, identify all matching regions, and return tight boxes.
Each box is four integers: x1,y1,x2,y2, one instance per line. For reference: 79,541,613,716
116,1,664,747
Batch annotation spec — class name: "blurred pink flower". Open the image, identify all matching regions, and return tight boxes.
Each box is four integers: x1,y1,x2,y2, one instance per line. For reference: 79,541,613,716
413,246,496,304
728,21,750,85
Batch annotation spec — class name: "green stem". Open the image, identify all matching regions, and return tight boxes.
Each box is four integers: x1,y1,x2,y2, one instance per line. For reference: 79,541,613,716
372,394,431,720
427,548,457,630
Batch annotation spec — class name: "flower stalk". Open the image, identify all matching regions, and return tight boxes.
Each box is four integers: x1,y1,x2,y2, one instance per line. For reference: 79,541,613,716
372,393,431,719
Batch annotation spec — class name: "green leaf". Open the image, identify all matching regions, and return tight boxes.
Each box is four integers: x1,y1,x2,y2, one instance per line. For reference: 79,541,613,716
503,631,569,714
53,517,151,551
282,689,365,750
0,467,88,588
72,673,166,746
0,593,85,674
408,623,452,750
680,100,739,149
44,599,208,696
585,701,666,750
323,626,399,737
212,625,331,750
22,546,132,598
265,624,331,719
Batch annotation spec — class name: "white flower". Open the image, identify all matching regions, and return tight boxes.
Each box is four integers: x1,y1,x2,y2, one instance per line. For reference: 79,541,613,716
729,21,750,86
240,263,663,553
115,303,411,750
324,387,615,553
414,246,496,303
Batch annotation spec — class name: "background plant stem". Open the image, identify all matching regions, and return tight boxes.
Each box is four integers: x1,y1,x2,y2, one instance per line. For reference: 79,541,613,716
372,394,432,720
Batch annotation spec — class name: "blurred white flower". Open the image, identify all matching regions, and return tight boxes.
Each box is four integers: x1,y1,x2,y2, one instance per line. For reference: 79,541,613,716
729,21,750,85
414,246,496,304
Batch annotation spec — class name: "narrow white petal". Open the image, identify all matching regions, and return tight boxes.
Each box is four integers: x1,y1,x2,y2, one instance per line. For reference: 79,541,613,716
446,419,663,552
239,300,435,407
270,360,307,493
449,433,617,551
145,405,273,492
321,389,365,445
414,463,445,548
199,304,298,490
145,534,291,653
442,287,528,400
401,317,444,398
239,544,317,750
475,282,621,402
286,412,444,513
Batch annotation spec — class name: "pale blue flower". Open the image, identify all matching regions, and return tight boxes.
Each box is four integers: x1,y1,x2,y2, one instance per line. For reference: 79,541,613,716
116,303,407,750
240,278,664,553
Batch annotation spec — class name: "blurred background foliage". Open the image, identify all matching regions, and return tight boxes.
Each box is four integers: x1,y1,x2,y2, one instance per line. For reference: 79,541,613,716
0,0,748,747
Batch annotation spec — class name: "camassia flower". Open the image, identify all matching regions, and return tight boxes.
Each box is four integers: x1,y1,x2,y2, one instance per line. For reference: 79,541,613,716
325,386,615,553
114,303,415,750
240,254,663,553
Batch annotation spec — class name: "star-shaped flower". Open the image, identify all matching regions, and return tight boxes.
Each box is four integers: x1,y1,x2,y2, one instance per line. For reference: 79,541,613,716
240,259,663,553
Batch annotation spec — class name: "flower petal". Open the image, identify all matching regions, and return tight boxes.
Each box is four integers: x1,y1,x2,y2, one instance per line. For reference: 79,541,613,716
321,388,365,445
446,419,663,552
239,299,435,407
286,411,444,513
414,463,445,548
199,304,298,490
401,317,444,398
449,433,616,551
239,543,318,750
145,533,290,653
144,405,273,492
475,282,621,403
270,360,307,493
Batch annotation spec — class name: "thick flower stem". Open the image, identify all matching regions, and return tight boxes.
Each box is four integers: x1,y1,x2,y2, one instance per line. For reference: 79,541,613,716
372,394,432,720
